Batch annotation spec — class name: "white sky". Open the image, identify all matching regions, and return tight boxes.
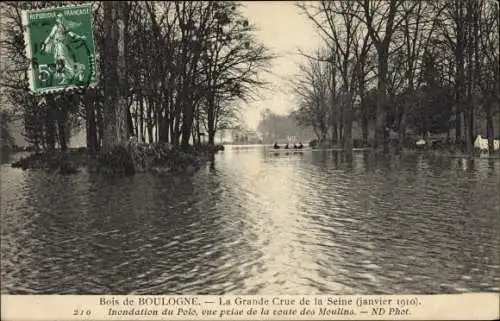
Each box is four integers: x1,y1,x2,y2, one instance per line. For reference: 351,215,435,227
240,1,322,130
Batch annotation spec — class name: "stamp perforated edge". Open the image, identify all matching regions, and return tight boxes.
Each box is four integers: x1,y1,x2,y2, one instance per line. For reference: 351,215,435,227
21,2,100,95
21,9,35,92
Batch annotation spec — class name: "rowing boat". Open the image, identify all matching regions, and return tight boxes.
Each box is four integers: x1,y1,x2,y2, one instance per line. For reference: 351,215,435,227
268,149,308,153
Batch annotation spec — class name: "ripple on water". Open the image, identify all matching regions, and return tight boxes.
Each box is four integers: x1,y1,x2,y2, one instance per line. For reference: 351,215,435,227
1,151,499,294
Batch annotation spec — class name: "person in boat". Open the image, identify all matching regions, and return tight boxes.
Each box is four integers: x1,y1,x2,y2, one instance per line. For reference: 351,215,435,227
298,142,303,149
273,142,280,149
284,143,289,149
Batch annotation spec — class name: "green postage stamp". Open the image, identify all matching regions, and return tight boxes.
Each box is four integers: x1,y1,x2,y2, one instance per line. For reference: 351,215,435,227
21,4,98,93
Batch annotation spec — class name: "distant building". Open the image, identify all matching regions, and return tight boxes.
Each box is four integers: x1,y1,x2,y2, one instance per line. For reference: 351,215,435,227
229,128,262,144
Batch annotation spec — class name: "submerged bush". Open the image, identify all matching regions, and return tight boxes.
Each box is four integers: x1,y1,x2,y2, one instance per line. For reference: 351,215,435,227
97,145,135,175
10,141,219,176
309,139,318,148
11,150,84,174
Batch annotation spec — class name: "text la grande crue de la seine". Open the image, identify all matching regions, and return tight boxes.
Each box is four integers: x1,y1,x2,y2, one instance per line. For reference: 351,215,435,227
101,295,394,307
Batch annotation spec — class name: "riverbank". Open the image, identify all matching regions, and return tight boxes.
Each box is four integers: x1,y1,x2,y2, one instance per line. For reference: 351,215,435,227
409,149,500,159
10,142,224,175
307,138,500,159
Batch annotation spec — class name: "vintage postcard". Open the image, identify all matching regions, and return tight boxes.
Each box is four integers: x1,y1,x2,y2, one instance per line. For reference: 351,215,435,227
0,1,499,321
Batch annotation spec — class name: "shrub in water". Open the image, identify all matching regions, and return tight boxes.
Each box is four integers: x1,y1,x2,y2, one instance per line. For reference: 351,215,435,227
352,139,364,148
98,145,135,175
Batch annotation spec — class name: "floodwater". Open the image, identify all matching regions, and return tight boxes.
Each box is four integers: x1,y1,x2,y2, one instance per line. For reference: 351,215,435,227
1,146,499,294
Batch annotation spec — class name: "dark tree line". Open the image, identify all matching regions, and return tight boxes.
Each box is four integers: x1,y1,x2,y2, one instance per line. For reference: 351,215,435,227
0,1,273,154
295,0,499,155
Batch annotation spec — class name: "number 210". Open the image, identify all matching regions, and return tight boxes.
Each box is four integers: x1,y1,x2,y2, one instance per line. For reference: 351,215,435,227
73,309,91,316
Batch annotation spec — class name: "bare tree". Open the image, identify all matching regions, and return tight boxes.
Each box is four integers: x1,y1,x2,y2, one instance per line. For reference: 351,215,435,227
395,1,442,148
290,51,331,141
101,1,128,153
354,0,419,150
476,0,499,155
297,1,372,155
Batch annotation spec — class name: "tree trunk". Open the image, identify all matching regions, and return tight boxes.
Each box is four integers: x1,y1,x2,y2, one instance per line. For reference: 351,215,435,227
181,110,193,149
139,95,144,142
101,1,117,153
116,5,128,142
454,91,463,144
399,108,407,151
455,0,465,145
375,54,389,151
311,125,319,141
339,105,344,144
468,102,474,153
465,0,474,155
343,93,353,160
164,96,171,144
196,119,201,146
158,110,168,143
146,98,154,143
207,96,216,147
208,129,215,146
133,98,139,140
97,103,103,150
155,110,159,143
57,107,68,152
332,122,338,143
485,103,495,155
362,113,368,146
180,95,194,150
45,96,56,152
359,84,368,146
169,117,176,147
126,107,134,138
86,100,98,155
101,1,127,153
175,119,182,147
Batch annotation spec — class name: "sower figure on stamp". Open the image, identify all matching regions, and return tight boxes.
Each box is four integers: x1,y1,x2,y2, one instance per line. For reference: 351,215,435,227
41,13,86,83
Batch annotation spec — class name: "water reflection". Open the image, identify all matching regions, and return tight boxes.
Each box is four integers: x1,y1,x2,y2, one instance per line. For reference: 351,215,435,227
1,148,499,294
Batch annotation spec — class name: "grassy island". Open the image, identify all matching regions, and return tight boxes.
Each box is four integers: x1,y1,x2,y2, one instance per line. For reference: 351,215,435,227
11,142,225,176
